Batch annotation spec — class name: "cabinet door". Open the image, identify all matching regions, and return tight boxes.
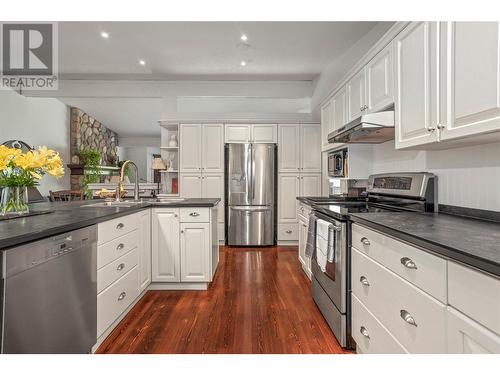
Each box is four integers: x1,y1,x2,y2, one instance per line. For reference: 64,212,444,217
253,124,277,143
180,222,210,282
332,88,347,132
180,124,202,172
347,69,366,122
202,124,224,173
278,124,300,173
225,124,251,143
300,124,321,173
366,43,394,113
298,219,308,268
440,22,500,141
320,100,332,148
300,173,322,197
394,22,440,149
202,173,225,223
180,174,202,198
447,307,500,354
138,209,151,292
278,174,300,223
152,209,180,282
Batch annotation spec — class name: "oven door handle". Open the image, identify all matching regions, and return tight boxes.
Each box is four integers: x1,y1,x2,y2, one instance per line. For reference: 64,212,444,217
326,225,340,263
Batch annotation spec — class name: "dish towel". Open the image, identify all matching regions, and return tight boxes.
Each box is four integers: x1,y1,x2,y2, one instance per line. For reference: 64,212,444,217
305,212,317,258
316,219,333,272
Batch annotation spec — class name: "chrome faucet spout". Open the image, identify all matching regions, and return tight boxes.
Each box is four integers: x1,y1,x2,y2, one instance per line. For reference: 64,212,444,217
120,160,140,202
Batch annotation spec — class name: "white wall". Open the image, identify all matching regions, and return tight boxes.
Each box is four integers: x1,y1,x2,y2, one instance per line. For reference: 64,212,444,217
371,140,500,212
0,90,70,197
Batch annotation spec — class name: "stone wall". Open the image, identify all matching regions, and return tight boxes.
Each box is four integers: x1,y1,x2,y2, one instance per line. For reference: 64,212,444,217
69,107,118,190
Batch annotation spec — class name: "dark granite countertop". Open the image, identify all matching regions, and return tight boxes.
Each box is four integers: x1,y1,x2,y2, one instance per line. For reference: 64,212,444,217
349,212,500,277
297,196,365,206
0,198,220,250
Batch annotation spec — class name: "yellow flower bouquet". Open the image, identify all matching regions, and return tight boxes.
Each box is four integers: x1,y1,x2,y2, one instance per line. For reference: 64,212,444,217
0,145,64,215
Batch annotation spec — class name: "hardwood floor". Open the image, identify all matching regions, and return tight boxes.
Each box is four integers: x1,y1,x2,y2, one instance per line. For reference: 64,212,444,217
97,246,350,354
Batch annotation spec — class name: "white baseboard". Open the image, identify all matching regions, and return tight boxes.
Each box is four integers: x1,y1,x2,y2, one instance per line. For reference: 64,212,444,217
277,240,299,246
148,282,208,291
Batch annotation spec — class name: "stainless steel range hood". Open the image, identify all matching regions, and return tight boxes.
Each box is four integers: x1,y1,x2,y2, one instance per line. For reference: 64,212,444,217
328,110,395,144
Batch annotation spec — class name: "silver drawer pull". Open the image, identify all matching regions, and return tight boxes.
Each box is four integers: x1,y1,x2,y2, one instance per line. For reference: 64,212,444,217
400,257,417,269
360,326,370,339
400,309,418,326
360,276,370,286
116,243,125,251
118,292,126,301
116,223,124,230
189,212,200,217
360,237,370,246
117,263,125,271
286,230,292,234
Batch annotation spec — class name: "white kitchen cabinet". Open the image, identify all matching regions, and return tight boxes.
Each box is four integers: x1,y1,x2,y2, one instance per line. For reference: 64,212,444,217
180,222,211,282
320,100,332,148
278,174,300,223
225,124,252,143
332,88,347,134
225,124,277,143
366,43,394,113
439,22,500,141
202,173,225,224
300,125,321,173
447,306,500,354
394,22,440,149
151,208,180,282
278,124,300,172
347,69,367,122
180,174,202,198
138,209,151,292
202,124,224,173
299,174,322,197
180,124,202,172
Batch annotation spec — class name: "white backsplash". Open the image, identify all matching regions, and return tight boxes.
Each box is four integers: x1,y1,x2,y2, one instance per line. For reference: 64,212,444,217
371,140,500,212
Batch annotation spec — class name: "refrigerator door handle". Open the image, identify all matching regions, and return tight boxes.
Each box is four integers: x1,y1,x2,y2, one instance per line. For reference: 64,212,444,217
230,206,272,212
247,143,253,202
251,143,256,201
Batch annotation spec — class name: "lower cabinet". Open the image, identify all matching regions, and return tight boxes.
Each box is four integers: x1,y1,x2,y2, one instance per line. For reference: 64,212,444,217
138,209,151,292
180,222,210,282
297,203,312,279
152,208,181,282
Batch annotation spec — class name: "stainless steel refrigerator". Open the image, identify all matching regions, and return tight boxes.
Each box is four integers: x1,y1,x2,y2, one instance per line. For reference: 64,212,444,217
225,143,277,246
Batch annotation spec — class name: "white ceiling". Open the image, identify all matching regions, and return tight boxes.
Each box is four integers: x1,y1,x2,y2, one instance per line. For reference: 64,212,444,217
59,22,380,80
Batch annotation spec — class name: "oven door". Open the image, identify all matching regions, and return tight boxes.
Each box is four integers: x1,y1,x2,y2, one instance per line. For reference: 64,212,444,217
311,213,347,314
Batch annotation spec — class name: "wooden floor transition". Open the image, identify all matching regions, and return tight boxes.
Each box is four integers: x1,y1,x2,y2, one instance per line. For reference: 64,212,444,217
97,246,349,354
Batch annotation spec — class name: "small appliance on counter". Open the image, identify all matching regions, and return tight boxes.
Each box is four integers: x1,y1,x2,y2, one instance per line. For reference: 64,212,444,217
329,178,367,197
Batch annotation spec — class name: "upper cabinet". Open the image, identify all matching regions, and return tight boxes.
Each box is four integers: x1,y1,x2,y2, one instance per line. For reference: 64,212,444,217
278,124,321,173
439,22,500,141
180,124,224,173
320,100,332,149
394,22,440,149
347,69,367,122
225,124,277,143
366,43,394,113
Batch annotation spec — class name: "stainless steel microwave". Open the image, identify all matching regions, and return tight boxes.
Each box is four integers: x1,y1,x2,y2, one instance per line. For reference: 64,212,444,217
328,149,347,177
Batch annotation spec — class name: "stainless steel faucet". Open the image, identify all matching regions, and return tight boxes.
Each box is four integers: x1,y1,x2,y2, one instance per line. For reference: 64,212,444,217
119,160,140,202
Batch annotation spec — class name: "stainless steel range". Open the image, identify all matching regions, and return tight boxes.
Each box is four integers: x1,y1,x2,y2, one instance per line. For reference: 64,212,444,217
310,172,437,349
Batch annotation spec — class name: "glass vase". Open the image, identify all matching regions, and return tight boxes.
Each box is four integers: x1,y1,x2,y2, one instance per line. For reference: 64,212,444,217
0,186,30,216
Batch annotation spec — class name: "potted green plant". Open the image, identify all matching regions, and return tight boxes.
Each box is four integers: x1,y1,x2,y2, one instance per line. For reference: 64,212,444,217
79,148,102,200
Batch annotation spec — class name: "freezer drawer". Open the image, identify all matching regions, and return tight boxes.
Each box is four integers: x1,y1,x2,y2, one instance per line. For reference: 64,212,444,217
228,206,274,246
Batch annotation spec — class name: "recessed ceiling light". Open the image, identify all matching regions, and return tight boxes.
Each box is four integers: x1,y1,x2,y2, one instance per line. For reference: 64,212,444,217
139,60,146,66
240,34,248,42
240,61,247,67
100,32,109,39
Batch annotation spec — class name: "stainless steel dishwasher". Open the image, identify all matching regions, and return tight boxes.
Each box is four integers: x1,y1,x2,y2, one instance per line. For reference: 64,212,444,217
1,226,97,354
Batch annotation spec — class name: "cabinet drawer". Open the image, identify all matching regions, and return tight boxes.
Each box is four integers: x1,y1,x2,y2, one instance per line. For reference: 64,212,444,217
278,223,299,241
352,223,447,302
180,207,210,222
97,230,138,269
97,266,139,337
352,294,408,354
297,203,312,222
448,262,500,335
97,247,138,294
98,213,140,245
352,247,447,353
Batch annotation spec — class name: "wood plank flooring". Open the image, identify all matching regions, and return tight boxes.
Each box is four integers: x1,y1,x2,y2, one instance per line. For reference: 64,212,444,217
97,246,350,354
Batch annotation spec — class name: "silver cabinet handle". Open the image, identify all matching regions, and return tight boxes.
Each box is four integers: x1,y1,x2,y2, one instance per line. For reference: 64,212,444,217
427,126,436,132
174,214,178,218
117,263,125,271
118,292,126,301
360,106,364,112
437,123,445,130
286,230,292,234
189,212,200,217
360,326,370,339
400,310,417,326
360,237,370,246
181,230,184,234
116,223,124,230
116,243,125,251
360,276,370,286
302,224,308,228
400,257,417,269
